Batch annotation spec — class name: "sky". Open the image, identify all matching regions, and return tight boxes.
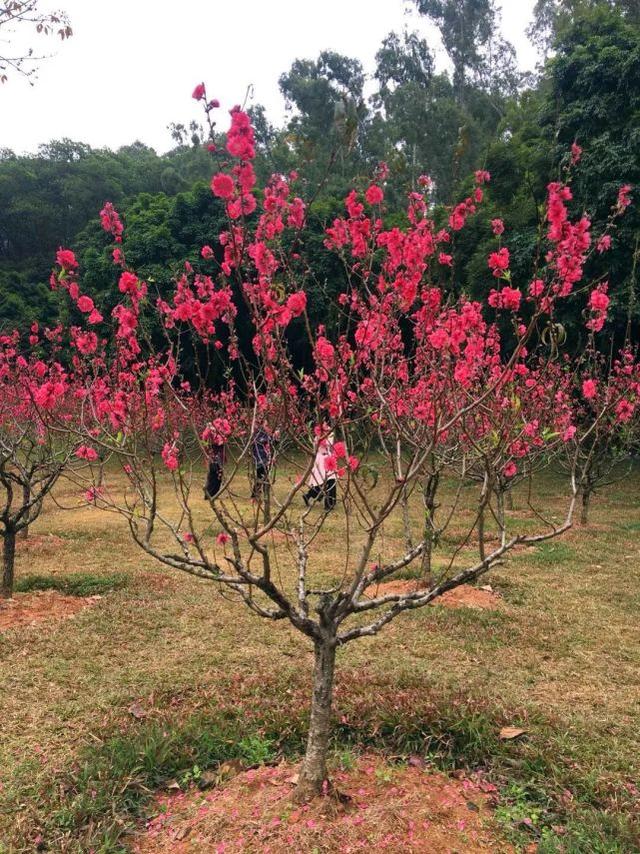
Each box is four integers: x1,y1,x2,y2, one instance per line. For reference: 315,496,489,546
1,0,538,155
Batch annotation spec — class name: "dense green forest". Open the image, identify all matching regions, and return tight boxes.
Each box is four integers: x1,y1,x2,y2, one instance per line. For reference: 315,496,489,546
1,0,639,345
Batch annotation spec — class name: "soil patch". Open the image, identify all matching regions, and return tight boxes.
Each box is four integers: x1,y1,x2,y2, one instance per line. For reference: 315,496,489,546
0,590,99,631
15,533,65,552
132,755,512,853
365,581,502,610
137,571,178,592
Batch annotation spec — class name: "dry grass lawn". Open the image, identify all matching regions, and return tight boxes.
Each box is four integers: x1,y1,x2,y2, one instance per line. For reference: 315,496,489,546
0,463,639,852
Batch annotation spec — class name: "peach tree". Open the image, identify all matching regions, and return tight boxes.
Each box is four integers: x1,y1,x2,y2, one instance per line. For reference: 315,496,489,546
49,94,637,800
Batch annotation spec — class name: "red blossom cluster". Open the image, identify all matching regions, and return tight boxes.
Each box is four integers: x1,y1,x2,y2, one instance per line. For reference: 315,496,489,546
578,352,640,422
50,249,104,326
226,106,256,161
99,202,124,243
587,282,610,333
545,182,592,298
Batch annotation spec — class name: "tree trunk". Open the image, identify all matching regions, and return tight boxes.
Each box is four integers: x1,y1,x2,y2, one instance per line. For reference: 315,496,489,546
401,484,413,552
496,489,506,545
19,482,30,540
478,504,486,562
263,479,271,526
505,488,514,512
1,528,16,599
295,637,337,802
580,489,591,526
420,532,434,589
419,472,439,588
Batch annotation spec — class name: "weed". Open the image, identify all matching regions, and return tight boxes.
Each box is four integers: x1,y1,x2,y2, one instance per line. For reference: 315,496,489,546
237,734,275,766
333,746,358,771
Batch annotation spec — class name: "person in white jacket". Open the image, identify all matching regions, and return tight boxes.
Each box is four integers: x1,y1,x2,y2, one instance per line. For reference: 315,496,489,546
303,432,337,511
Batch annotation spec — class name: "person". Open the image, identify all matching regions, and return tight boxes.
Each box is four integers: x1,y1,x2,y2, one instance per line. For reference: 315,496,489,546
204,443,225,500
303,432,337,511
251,426,276,501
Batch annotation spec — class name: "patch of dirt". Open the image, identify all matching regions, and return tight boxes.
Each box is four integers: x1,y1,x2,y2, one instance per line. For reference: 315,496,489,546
137,571,178,592
365,581,502,610
0,590,99,631
15,533,65,552
439,585,502,610
132,755,512,853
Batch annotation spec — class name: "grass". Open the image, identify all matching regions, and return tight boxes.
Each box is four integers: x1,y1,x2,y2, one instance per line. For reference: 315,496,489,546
0,466,639,852
39,718,278,851
14,572,128,597
528,540,577,566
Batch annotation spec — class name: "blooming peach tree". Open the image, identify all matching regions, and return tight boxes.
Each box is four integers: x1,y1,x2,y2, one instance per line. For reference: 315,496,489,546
0,321,83,598
565,350,640,525
53,92,637,799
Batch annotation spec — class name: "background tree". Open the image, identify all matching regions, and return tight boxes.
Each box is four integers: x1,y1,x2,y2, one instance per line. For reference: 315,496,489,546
0,139,213,327
278,51,370,188
412,0,505,98
371,29,502,203
528,0,640,53
564,349,640,524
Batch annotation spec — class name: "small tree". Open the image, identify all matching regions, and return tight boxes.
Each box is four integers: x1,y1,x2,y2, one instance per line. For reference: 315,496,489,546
0,324,79,598
457,358,578,560
57,99,635,800
564,349,640,525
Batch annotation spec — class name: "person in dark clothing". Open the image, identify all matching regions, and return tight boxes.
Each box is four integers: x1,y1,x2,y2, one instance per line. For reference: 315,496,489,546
323,476,337,510
304,476,337,511
251,427,276,500
204,444,225,500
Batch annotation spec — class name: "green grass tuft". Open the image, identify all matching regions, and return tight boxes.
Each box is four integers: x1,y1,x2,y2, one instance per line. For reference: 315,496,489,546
530,541,577,566
2,710,280,852
14,573,128,597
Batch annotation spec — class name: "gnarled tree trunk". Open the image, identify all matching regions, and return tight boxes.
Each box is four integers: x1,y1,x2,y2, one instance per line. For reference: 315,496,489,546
1,527,16,599
295,637,337,801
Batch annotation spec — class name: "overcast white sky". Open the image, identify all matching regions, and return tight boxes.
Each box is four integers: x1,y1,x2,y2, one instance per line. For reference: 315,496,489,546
1,0,538,155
